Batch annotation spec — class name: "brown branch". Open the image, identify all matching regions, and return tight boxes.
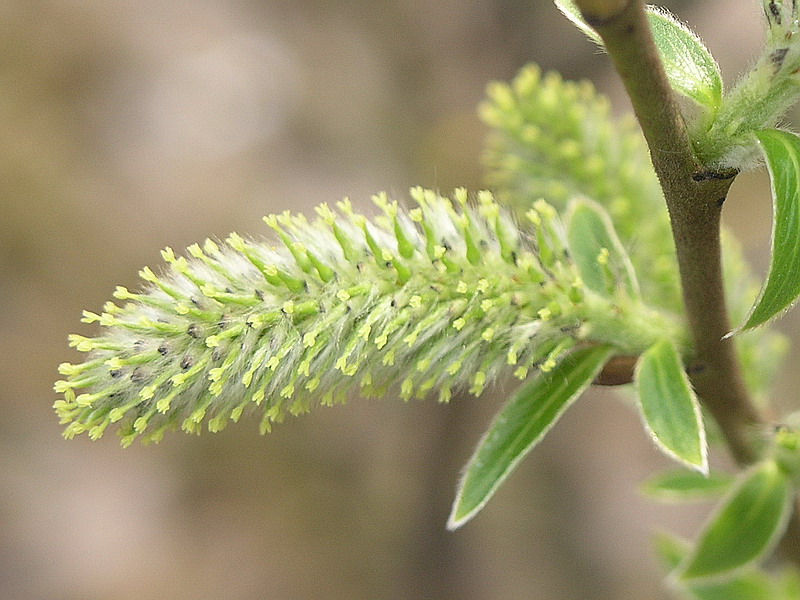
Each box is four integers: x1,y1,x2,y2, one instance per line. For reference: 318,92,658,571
573,0,800,565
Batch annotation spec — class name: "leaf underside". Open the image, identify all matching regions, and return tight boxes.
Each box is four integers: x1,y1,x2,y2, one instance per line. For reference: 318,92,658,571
655,533,780,600
635,339,708,473
554,1,722,111
641,469,733,502
448,345,613,529
739,129,800,331
679,460,792,582
566,198,640,299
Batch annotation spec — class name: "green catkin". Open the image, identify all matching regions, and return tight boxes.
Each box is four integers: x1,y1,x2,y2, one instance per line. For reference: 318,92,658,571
483,61,788,404
55,189,674,445
480,65,680,311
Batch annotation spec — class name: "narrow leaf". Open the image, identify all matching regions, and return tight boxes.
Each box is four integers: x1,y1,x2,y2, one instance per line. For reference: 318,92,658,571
642,469,734,502
554,1,722,111
646,7,722,112
447,345,613,529
554,0,601,42
655,533,778,600
739,129,800,331
635,339,708,474
679,460,793,581
566,198,639,298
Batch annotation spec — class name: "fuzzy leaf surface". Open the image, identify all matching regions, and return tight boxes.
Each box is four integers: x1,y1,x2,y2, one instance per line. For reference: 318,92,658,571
739,129,800,331
566,198,639,299
642,469,733,502
447,345,613,529
635,339,707,473
679,460,793,581
646,7,722,112
554,1,722,111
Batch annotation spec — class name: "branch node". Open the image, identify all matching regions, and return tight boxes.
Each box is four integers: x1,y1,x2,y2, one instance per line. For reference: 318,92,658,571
691,168,739,182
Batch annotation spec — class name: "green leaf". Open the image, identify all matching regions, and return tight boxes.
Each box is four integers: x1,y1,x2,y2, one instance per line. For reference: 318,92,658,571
654,531,689,570
554,1,722,112
778,568,800,600
642,469,734,502
690,577,782,600
646,7,722,113
679,460,793,582
654,534,778,600
447,345,613,529
554,0,601,42
635,339,708,474
738,129,800,331
566,198,639,299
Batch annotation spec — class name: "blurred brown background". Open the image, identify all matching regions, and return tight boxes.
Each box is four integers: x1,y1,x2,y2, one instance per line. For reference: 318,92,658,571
3,1,797,599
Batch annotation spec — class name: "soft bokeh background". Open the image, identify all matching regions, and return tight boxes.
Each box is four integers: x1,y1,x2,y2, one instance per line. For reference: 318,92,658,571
3,1,797,598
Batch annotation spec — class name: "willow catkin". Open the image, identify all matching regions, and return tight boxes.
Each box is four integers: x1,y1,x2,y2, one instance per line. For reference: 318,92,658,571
54,188,655,446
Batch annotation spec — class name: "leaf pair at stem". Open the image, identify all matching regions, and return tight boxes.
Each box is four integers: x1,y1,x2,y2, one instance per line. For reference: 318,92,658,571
451,341,795,587
652,461,794,594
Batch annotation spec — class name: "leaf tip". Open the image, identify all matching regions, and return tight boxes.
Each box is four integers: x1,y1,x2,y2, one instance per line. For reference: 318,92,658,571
691,456,710,478
665,448,709,478
445,509,467,531
446,492,481,531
